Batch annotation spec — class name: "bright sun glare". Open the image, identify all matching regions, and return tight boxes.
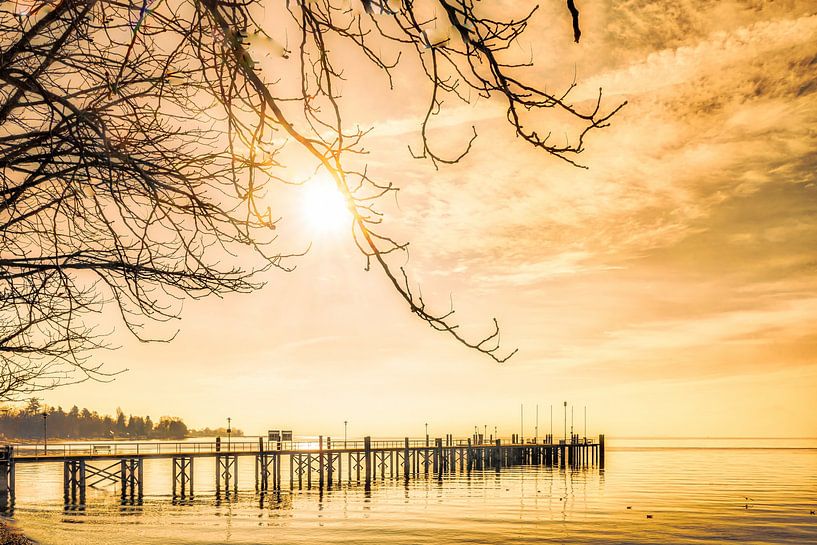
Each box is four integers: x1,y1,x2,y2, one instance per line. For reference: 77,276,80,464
301,175,351,234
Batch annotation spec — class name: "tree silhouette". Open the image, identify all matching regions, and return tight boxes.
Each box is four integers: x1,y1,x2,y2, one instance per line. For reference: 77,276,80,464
1,0,622,399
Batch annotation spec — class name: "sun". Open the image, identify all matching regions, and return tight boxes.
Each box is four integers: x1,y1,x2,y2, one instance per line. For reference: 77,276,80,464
301,174,352,234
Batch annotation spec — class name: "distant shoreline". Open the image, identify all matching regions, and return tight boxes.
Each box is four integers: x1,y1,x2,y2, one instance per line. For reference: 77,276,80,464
0,434,246,443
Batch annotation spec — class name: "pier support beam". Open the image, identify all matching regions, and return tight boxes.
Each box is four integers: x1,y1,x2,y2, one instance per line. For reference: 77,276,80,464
403,438,410,479
363,436,372,489
64,459,86,504
119,458,143,499
216,454,238,494
173,456,194,498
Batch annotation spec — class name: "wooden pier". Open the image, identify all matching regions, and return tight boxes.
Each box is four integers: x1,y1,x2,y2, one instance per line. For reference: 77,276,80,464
0,433,604,510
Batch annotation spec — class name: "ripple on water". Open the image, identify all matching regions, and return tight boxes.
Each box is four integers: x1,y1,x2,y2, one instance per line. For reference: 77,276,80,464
4,440,817,545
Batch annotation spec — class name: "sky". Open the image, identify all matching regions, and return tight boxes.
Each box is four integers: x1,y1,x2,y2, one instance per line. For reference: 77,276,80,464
40,0,817,439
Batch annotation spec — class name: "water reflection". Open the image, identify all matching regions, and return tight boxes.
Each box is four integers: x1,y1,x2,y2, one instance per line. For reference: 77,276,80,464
2,441,815,545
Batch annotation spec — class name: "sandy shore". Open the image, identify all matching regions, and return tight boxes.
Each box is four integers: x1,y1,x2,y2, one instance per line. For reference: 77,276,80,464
0,520,33,545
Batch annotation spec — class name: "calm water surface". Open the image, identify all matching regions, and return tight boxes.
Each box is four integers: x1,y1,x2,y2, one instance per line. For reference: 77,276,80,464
4,438,817,544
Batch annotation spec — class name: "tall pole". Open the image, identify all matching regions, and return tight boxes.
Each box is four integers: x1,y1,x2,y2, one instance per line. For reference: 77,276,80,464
484,424,487,441
535,404,539,442
563,401,567,442
42,412,48,452
227,417,231,451
344,420,348,448
571,406,574,438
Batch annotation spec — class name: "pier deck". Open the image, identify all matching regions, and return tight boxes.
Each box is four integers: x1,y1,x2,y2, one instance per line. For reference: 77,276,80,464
0,433,605,510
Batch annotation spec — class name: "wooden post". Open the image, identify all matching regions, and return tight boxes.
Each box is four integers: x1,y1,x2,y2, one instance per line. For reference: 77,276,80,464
79,460,86,504
404,438,410,479
120,459,127,497
599,434,605,469
319,436,324,489
327,437,334,487
275,453,281,490
363,436,372,489
215,455,221,492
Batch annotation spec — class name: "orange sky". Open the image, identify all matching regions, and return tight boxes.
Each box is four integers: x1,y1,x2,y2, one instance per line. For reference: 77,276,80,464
41,0,817,439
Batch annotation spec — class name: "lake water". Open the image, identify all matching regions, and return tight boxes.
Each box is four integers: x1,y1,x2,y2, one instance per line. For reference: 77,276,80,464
3,438,816,544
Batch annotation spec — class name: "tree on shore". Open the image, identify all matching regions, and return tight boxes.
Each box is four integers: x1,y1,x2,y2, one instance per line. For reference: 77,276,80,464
1,0,622,400
0,401,233,440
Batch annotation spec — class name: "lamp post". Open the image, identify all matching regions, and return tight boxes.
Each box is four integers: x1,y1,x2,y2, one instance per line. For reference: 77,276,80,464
483,424,487,442
344,420,348,448
227,417,232,451
42,411,48,452
425,422,428,446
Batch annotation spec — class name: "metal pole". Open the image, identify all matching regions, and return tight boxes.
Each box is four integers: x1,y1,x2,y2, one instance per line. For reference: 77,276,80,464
42,412,48,452
344,420,348,448
563,401,567,442
227,417,231,451
535,404,539,442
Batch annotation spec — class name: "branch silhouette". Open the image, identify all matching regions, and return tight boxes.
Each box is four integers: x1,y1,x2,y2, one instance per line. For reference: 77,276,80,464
1,0,622,397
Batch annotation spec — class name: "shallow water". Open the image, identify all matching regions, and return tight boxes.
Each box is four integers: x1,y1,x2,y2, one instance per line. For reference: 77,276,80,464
4,438,817,544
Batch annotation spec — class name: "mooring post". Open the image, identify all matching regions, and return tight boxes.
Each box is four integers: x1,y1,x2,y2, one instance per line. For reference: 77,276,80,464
599,434,605,469
363,436,372,488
